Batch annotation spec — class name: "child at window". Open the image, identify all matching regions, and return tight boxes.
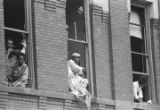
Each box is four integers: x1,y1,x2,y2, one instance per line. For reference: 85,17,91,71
8,53,28,87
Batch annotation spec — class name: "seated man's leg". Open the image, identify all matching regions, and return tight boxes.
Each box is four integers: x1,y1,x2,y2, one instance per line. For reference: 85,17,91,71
19,80,27,87
12,80,26,87
19,83,26,87
85,95,91,106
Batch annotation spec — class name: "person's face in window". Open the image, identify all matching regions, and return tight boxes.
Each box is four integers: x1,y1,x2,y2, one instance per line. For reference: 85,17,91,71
18,55,25,66
140,82,147,88
77,6,83,15
139,77,147,88
7,40,14,50
74,56,80,65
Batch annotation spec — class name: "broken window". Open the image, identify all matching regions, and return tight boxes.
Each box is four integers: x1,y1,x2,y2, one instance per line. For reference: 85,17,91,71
130,6,151,103
4,0,33,88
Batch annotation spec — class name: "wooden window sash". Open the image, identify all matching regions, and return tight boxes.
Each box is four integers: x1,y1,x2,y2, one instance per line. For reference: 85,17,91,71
3,27,29,34
133,71,149,76
131,51,149,56
68,38,88,44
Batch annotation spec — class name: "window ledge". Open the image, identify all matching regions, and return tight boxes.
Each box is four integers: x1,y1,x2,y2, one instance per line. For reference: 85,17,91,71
0,85,114,106
133,102,158,109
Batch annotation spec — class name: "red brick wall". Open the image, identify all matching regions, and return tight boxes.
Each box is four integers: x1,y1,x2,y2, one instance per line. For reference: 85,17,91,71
109,0,133,101
154,0,160,103
47,98,64,110
0,92,7,110
7,93,38,110
0,0,5,86
150,18,160,103
0,1,9,110
157,0,160,103
148,0,160,104
34,0,68,92
91,5,112,99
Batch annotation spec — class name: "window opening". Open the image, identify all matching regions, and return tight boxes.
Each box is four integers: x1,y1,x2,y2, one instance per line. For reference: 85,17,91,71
4,0,31,87
4,0,26,30
66,0,92,109
66,0,86,41
66,0,87,70
130,6,151,103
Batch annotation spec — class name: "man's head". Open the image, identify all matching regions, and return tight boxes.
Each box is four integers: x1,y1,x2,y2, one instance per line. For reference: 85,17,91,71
139,75,147,87
18,53,25,66
77,6,83,14
72,53,80,65
81,69,87,78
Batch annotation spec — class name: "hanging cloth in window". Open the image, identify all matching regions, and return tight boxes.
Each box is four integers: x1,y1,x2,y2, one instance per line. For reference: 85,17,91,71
130,11,142,39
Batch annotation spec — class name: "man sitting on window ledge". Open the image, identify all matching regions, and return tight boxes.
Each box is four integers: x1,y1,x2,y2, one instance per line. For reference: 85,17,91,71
7,53,28,87
68,53,92,110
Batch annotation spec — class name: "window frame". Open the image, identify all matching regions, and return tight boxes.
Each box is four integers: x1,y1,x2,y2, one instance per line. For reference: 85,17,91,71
3,0,35,88
130,4,154,102
66,0,94,94
130,5,149,74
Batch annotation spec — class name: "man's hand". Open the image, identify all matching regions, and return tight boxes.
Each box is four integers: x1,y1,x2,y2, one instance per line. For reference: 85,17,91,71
83,68,86,74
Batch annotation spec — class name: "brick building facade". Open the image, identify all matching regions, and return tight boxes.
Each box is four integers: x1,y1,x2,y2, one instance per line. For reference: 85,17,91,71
0,0,160,110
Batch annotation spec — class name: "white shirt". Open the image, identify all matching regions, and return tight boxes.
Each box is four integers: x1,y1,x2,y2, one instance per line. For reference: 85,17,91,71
79,77,88,88
68,59,83,76
68,60,83,89
18,63,28,80
133,81,143,99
